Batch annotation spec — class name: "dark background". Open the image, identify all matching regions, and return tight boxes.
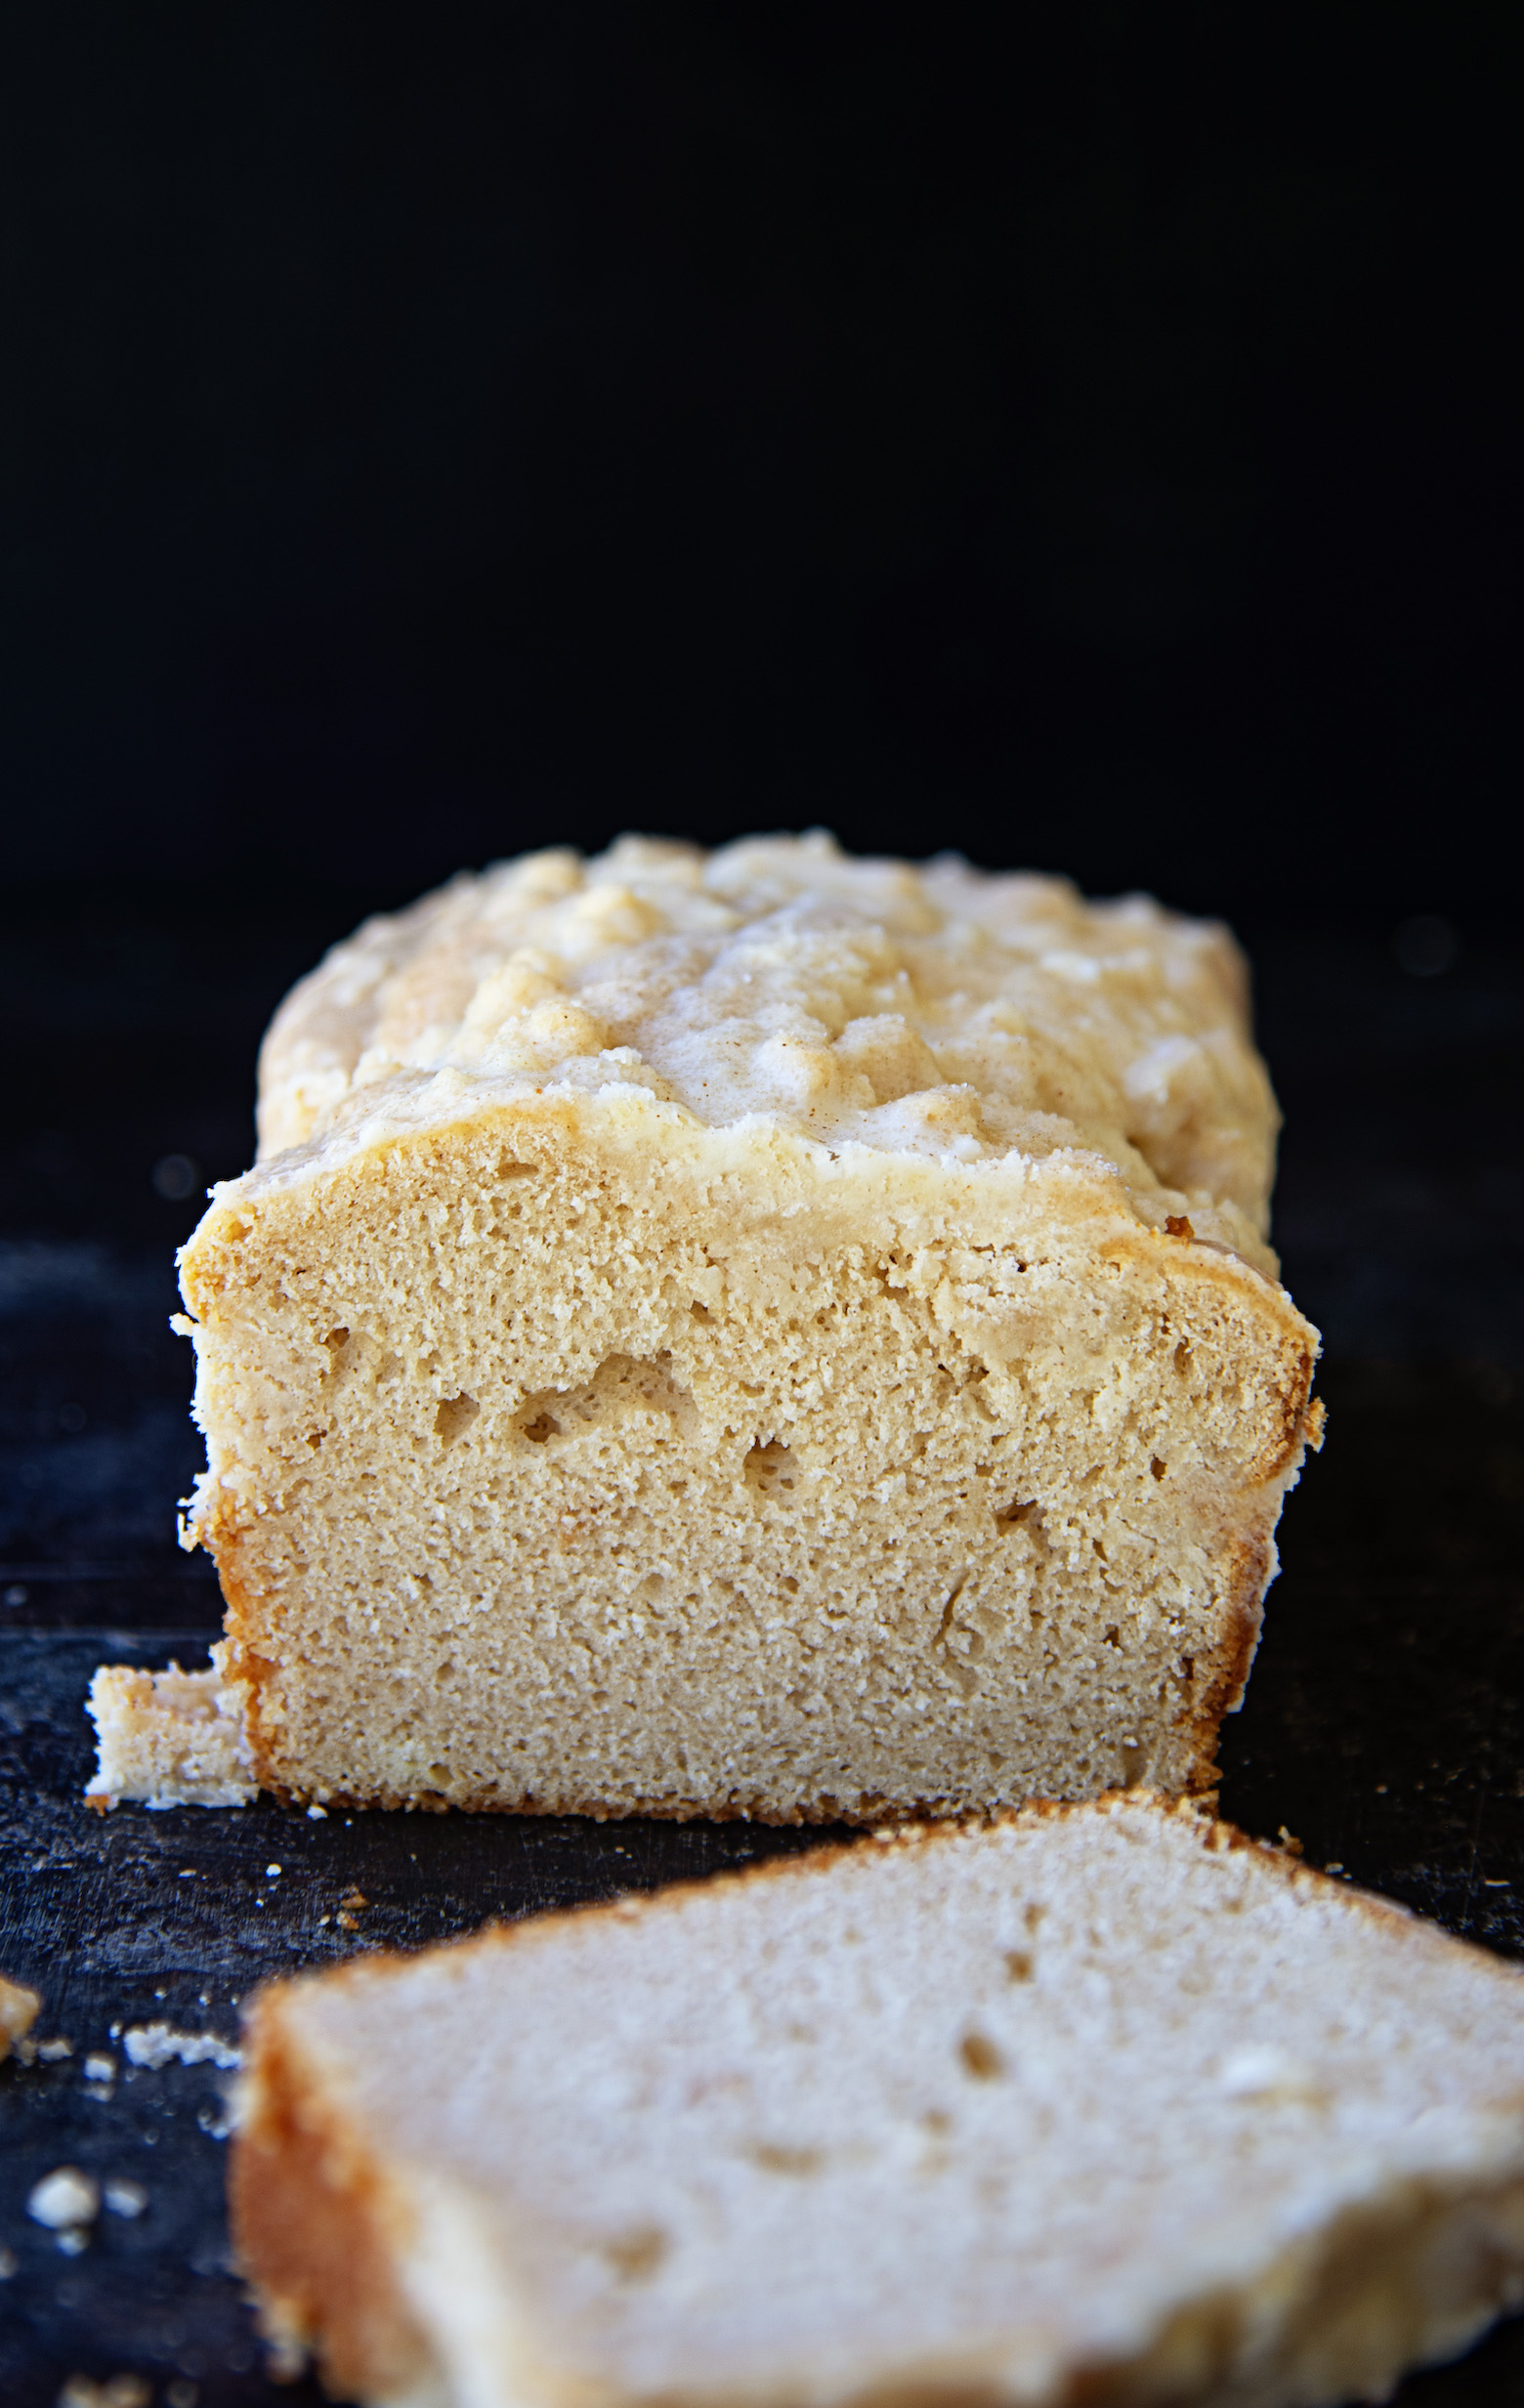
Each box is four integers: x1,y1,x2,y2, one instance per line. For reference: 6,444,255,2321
4,3,1520,922
3,8,1524,2403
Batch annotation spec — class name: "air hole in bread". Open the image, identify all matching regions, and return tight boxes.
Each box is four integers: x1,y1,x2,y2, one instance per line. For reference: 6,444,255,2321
745,1442,798,1500
1151,1456,1167,1480
435,1393,480,1445
958,2030,1005,2080
751,2144,824,2176
604,2226,667,2281
995,1498,1037,1530
1003,1950,1034,1982
516,1356,697,1448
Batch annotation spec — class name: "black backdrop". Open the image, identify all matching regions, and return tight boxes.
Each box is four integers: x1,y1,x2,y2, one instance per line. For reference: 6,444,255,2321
4,4,1519,925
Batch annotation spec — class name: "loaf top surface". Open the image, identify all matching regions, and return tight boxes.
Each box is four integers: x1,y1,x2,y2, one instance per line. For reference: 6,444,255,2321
249,1795,1524,2400
254,833,1280,1242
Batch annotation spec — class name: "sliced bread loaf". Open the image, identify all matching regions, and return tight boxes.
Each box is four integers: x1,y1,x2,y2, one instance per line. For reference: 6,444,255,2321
233,1795,1524,2408
91,834,1320,1819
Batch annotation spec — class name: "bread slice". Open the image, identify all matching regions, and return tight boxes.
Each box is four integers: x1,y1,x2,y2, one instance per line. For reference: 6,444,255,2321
233,1794,1524,2408
90,834,1321,1819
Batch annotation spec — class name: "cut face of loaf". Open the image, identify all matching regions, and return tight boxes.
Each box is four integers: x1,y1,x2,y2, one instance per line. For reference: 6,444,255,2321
233,1796,1524,2408
133,836,1320,1819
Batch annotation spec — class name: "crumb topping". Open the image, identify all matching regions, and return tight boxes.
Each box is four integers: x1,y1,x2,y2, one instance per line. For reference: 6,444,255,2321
256,834,1278,1233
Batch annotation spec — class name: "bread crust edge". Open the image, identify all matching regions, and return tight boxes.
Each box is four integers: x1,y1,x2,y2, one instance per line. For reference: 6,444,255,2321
230,1998,436,2402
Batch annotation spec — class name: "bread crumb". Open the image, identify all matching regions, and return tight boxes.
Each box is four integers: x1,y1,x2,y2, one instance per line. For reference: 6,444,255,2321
122,2023,241,2072
27,2167,100,2229
56,2379,151,2408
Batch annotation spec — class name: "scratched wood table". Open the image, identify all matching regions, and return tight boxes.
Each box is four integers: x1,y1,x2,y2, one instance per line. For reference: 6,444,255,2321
2,915,1522,2406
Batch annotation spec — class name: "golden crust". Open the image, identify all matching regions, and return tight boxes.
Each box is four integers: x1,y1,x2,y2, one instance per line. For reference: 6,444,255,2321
231,1999,432,2401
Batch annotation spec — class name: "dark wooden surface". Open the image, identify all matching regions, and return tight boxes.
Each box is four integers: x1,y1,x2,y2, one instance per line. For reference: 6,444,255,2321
2,917,1522,2406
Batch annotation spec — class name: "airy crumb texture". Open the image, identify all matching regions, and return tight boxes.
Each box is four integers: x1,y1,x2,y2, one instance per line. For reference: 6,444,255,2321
0,1975,40,2060
101,836,1321,1820
233,1794,1524,2408
85,1662,256,1810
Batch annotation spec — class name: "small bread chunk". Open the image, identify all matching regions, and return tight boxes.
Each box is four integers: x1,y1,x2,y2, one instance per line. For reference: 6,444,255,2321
102,835,1321,1818
233,1795,1524,2408
0,1975,40,2060
85,1661,256,1809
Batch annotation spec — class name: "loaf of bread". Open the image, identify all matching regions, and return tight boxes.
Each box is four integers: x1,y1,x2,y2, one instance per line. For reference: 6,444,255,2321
89,834,1321,1819
233,1795,1524,2408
